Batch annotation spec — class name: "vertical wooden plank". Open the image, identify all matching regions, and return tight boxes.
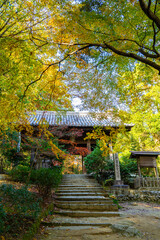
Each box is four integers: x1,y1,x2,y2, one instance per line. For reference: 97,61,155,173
139,177,141,188
155,166,159,178
142,177,144,187
153,177,156,187
87,139,91,154
157,177,159,187
137,158,141,177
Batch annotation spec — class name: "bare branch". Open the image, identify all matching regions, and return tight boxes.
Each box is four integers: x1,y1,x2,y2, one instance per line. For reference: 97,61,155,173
0,0,8,8
0,17,11,31
139,0,160,30
17,44,93,105
148,0,152,10
77,21,111,36
139,47,159,58
103,42,160,73
108,38,142,48
154,0,158,14
0,21,17,38
152,21,159,54
17,36,160,108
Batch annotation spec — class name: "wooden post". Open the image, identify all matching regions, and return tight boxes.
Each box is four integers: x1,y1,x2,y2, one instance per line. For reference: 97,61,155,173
137,159,141,177
81,139,91,174
70,135,76,143
154,166,159,178
30,148,36,168
82,156,87,174
31,148,35,162
87,139,91,154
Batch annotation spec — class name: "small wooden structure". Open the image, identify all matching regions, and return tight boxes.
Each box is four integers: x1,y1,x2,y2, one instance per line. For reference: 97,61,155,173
130,151,160,178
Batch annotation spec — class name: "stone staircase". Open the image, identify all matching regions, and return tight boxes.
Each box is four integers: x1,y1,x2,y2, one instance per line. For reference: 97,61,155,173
54,174,120,218
41,175,142,240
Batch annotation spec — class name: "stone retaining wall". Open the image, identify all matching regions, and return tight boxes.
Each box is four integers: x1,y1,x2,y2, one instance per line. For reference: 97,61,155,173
110,189,160,203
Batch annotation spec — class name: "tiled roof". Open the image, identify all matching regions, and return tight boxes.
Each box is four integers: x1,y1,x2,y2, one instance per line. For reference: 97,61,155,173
28,111,132,128
130,151,160,157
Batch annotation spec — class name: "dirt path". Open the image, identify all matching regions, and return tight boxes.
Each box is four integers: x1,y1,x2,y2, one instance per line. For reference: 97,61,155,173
119,202,160,240
39,201,160,240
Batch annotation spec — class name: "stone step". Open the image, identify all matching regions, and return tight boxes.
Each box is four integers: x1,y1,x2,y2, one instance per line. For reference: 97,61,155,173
55,195,108,201
61,178,97,183
60,181,98,184
62,174,93,178
55,199,113,205
58,187,103,191
59,184,101,187
55,210,120,217
42,221,112,227
60,182,99,185
55,192,106,197
55,174,119,219
45,215,116,224
55,203,118,211
56,189,109,193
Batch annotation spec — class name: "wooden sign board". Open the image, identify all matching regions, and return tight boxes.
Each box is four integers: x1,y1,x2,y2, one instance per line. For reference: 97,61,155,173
139,156,157,167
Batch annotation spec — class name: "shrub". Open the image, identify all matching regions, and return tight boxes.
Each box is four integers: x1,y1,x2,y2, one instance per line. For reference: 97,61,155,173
84,146,107,175
0,184,42,218
85,147,138,187
30,167,62,196
8,165,62,196
119,152,138,185
8,165,30,183
0,201,6,233
8,165,62,197
0,184,42,235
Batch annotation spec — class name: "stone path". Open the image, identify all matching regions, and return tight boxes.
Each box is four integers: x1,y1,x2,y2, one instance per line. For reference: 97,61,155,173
40,174,142,239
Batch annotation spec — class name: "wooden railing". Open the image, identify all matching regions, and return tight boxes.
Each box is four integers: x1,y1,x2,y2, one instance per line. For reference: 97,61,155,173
134,177,160,189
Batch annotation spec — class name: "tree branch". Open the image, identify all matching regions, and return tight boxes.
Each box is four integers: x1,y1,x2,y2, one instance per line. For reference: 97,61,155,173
148,0,152,10
0,0,8,9
17,44,93,105
57,41,160,73
139,47,159,58
139,0,160,30
17,38,160,108
103,42,160,73
0,17,11,31
152,21,159,54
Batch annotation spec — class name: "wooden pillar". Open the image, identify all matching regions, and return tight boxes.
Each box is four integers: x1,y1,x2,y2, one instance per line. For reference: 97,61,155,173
82,139,91,174
87,139,91,154
70,135,75,143
154,166,159,178
82,156,84,173
137,159,141,177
